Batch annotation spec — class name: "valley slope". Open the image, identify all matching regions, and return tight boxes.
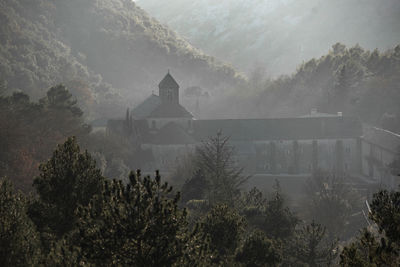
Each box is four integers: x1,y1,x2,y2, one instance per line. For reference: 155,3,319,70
138,0,400,76
0,0,243,119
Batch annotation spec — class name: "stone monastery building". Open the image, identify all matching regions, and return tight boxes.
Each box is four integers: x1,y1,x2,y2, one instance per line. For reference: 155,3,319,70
107,72,400,187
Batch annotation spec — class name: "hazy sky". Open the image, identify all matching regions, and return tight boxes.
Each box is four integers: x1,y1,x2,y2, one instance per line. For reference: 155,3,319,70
137,0,400,75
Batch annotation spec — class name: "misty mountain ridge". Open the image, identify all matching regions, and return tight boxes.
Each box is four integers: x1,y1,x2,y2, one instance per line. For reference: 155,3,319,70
0,0,243,119
1,0,399,131
138,0,400,76
205,42,400,135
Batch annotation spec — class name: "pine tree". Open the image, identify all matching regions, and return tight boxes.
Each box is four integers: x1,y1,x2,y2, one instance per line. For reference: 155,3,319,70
303,171,360,240
199,204,246,263
0,178,41,266
29,137,104,241
340,189,400,265
289,221,337,266
235,230,282,267
43,84,83,117
237,187,267,231
263,181,298,240
334,64,351,98
370,190,400,243
73,170,210,266
340,228,399,266
196,131,249,206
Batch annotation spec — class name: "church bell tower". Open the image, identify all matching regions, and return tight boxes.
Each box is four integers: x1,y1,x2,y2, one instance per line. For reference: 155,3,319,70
158,71,180,104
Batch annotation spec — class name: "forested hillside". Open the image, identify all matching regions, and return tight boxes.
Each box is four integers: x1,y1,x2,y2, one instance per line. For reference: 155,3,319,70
0,86,90,191
138,0,400,76
0,0,242,119
209,43,400,134
2,1,400,265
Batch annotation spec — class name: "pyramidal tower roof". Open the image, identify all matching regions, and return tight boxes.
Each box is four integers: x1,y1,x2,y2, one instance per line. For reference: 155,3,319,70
158,71,179,89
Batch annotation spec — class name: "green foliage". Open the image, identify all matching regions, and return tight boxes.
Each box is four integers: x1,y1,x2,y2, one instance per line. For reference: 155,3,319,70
39,84,90,138
0,86,90,192
3,135,400,265
235,230,282,267
200,204,246,261
81,130,145,181
72,170,207,266
0,0,241,119
340,188,400,266
331,64,350,106
0,178,41,266
263,181,298,240
196,132,249,206
2,138,214,265
249,43,400,133
43,239,82,266
29,137,104,240
238,187,268,231
289,221,337,267
42,84,83,117
370,190,400,244
237,185,298,242
237,184,298,241
303,171,362,240
340,228,400,266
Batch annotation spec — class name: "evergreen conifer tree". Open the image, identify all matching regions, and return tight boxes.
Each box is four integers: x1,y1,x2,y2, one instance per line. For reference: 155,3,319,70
199,204,246,263
0,178,41,266
235,230,282,267
340,189,400,265
73,170,210,266
196,132,249,206
289,221,337,266
263,181,298,240
29,137,104,242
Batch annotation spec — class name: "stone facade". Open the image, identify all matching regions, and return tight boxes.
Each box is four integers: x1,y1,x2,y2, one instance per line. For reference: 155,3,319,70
106,73,399,187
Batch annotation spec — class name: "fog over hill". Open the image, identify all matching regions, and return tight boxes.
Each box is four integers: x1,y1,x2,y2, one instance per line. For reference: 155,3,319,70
1,0,399,122
137,0,400,76
0,0,243,119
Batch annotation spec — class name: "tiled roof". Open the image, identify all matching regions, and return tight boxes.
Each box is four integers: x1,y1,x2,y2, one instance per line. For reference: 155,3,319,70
151,122,196,145
110,116,362,146
131,94,161,119
149,102,193,118
133,119,152,142
192,117,362,142
159,72,179,89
